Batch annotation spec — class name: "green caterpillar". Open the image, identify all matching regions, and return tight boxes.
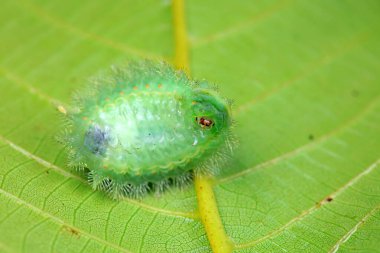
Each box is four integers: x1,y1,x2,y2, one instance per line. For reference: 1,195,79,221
61,60,235,199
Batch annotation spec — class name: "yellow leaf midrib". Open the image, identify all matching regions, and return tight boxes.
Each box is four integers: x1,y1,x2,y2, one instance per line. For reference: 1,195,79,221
172,1,233,252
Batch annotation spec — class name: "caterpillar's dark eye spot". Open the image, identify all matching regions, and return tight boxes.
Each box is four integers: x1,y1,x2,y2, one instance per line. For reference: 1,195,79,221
198,117,213,128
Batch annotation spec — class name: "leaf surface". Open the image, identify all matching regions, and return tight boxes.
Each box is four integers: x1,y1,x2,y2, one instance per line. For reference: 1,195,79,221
0,0,379,252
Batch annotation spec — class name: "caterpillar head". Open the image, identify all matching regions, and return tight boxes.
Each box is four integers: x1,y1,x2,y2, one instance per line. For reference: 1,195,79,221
191,88,232,136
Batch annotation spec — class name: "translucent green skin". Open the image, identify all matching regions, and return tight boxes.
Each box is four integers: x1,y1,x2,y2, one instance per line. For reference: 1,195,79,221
65,61,233,198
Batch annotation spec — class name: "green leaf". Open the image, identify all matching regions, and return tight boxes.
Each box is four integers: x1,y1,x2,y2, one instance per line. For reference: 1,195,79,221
1,0,379,252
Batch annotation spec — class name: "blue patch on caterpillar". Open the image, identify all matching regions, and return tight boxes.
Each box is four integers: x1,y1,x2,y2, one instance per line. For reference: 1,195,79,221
84,124,110,156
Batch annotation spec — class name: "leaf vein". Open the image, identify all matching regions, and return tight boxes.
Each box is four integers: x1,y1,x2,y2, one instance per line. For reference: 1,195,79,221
235,159,380,249
21,217,49,253
0,65,67,108
0,188,133,253
235,32,370,116
16,0,162,59
0,134,196,219
218,95,380,183
329,204,380,253
191,0,293,47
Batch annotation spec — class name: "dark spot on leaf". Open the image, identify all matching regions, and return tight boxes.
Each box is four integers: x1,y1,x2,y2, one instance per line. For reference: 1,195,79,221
64,225,80,237
326,196,333,202
45,170,50,174
351,89,360,97
308,134,314,141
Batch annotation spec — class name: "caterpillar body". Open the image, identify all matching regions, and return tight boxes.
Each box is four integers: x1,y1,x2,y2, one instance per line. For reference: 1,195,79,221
61,61,235,198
